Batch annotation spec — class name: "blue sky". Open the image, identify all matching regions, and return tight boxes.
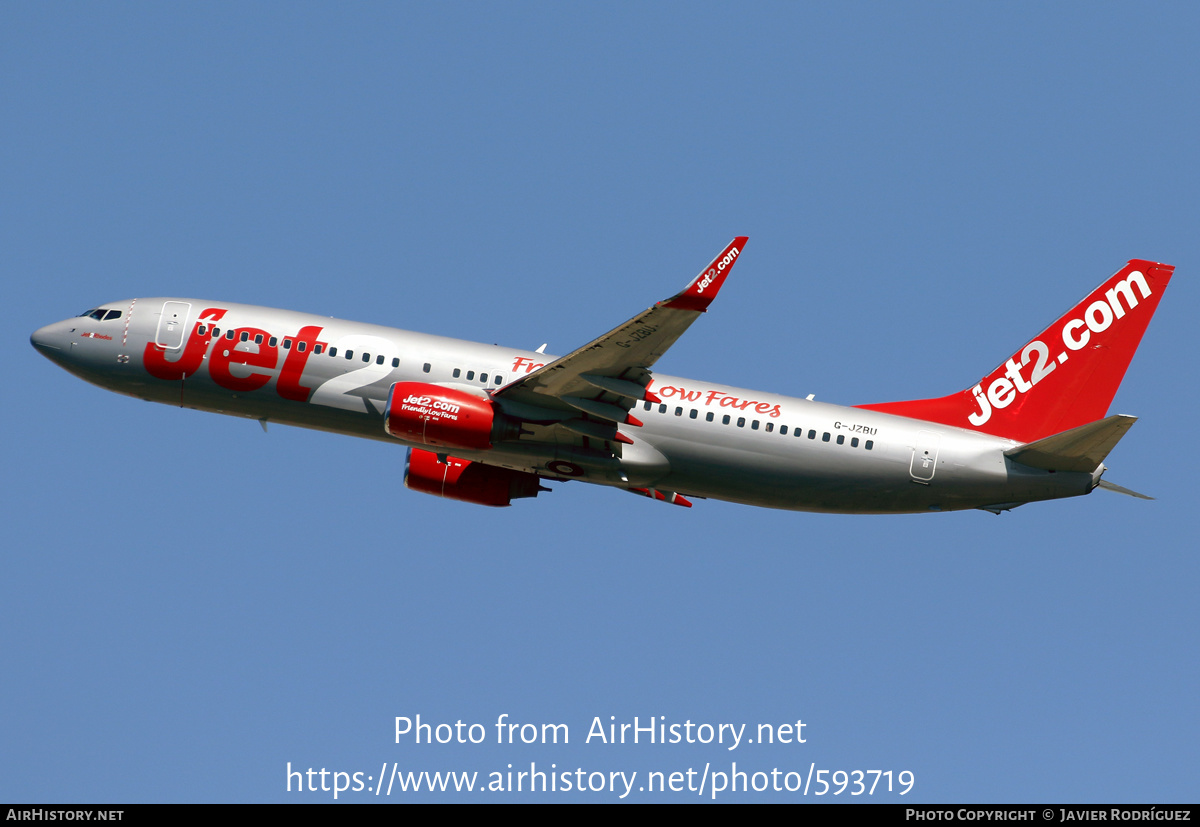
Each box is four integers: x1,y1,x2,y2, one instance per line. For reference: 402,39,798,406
3,3,1197,802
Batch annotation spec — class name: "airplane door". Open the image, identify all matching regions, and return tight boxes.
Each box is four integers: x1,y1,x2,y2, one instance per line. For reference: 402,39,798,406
909,430,941,483
155,301,192,350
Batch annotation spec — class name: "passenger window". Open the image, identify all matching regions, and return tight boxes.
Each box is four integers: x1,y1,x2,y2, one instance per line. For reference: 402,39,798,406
736,417,745,427
795,428,803,437
837,434,845,445
254,334,263,344
675,407,683,416
751,420,760,430
689,409,698,419
480,373,488,383
298,342,307,352
240,332,249,342
865,440,874,450
764,422,773,432
314,344,323,354
328,347,337,357
226,329,236,340
808,430,816,439
362,352,370,362
822,432,830,442
494,376,503,384
644,401,652,411
345,350,354,360
198,325,207,335
453,368,461,378
467,371,475,380
780,425,788,435
211,327,220,337
706,412,714,422
659,404,667,414
851,437,859,447
374,354,382,364
268,336,277,347
283,339,292,349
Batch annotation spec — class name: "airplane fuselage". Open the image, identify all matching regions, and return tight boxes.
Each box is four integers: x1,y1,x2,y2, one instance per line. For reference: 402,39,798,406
31,297,1093,514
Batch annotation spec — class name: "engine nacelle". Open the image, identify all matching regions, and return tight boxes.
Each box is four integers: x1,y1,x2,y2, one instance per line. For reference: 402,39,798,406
385,382,496,451
404,449,543,507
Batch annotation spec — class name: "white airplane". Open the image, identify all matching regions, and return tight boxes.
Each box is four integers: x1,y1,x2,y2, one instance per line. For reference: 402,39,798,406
31,239,1172,513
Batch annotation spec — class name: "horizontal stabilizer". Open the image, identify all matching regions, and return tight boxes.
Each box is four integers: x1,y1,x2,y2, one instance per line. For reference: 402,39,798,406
1005,414,1137,473
1096,479,1154,500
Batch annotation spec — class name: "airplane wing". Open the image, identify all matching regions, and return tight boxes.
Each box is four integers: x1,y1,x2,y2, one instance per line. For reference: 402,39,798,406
493,238,748,434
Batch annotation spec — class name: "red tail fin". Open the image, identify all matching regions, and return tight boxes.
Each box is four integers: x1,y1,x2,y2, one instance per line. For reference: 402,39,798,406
856,260,1174,443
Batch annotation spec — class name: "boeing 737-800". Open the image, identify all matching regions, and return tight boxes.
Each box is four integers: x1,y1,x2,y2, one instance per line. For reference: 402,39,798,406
30,239,1172,513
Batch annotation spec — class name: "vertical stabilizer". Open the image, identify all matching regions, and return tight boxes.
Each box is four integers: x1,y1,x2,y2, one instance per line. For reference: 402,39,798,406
856,260,1174,442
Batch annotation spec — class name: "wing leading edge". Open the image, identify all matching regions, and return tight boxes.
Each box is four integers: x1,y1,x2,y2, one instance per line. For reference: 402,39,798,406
494,237,748,419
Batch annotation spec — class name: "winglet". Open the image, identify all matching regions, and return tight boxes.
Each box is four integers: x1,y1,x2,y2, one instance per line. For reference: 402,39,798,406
628,487,694,507
659,237,749,312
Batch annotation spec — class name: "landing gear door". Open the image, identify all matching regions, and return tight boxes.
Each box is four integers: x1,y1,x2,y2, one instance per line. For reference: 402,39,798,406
155,301,192,350
909,430,941,483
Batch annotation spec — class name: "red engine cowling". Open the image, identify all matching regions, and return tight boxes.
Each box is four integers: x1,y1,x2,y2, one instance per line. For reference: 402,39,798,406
385,382,496,451
404,449,543,507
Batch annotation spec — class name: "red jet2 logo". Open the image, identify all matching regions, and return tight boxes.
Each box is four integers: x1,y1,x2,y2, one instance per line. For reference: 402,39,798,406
143,307,326,402
966,270,1152,427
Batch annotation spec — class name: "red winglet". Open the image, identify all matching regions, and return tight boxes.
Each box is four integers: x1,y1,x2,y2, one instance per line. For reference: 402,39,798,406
660,237,749,312
629,487,694,507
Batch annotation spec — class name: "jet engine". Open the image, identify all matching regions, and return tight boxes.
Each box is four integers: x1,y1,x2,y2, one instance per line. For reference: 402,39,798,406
404,448,545,507
385,382,499,451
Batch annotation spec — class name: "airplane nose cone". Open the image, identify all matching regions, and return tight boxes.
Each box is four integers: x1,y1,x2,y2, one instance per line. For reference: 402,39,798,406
31,323,62,352
31,320,72,365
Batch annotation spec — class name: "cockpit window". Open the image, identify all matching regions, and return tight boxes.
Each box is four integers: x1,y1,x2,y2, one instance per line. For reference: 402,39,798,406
79,308,123,321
